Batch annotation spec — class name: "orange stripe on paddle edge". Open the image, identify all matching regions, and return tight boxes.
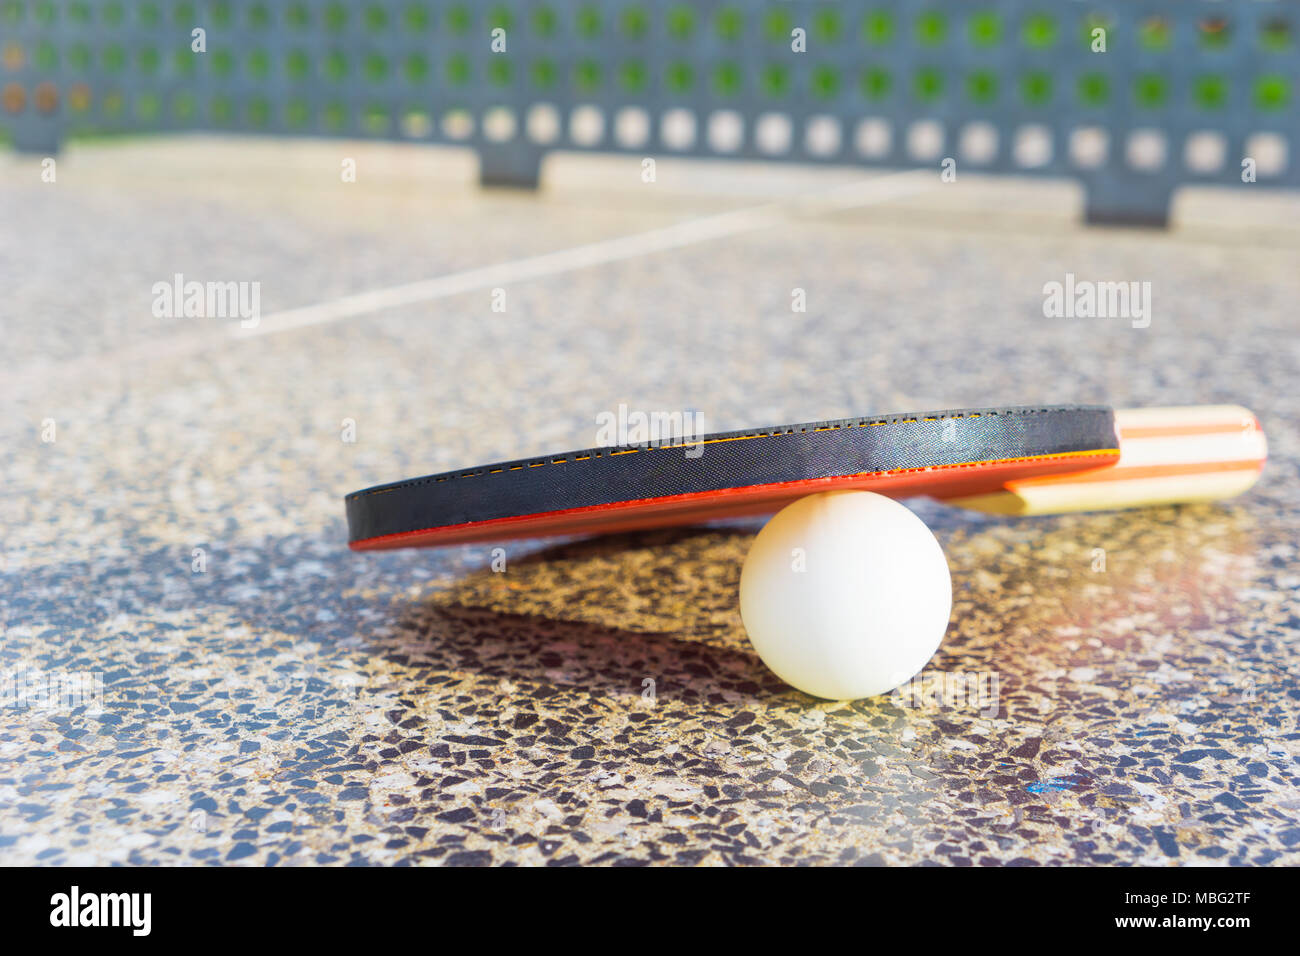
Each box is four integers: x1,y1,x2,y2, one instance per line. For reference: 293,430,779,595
1119,422,1262,440
1010,458,1264,488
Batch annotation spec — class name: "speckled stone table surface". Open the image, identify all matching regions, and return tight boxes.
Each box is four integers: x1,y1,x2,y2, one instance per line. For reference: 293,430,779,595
2,140,1297,866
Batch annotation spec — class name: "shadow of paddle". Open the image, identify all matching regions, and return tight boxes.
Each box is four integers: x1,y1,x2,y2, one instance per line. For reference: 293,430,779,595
388,525,794,703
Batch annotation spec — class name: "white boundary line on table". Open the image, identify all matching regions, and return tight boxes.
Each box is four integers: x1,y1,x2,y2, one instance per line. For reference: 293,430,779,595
6,168,935,400
235,167,937,338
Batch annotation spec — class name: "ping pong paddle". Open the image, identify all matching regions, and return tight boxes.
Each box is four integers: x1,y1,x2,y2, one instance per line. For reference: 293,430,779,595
344,404,1265,550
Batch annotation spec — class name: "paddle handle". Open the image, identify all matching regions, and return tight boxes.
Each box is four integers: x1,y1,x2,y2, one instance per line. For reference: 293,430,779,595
949,405,1267,515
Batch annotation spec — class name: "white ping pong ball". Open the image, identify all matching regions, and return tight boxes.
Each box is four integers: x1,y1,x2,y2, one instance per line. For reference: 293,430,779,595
739,490,952,700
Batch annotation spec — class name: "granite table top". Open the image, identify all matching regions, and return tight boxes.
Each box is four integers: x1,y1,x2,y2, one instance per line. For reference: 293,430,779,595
1,139,1297,866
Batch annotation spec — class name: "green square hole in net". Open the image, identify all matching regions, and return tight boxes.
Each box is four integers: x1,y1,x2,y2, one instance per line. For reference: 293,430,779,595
1193,74,1228,109
861,67,892,100
968,12,1001,47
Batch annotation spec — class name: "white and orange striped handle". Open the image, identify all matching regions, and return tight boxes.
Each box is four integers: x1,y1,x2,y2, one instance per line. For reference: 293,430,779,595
949,405,1267,515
